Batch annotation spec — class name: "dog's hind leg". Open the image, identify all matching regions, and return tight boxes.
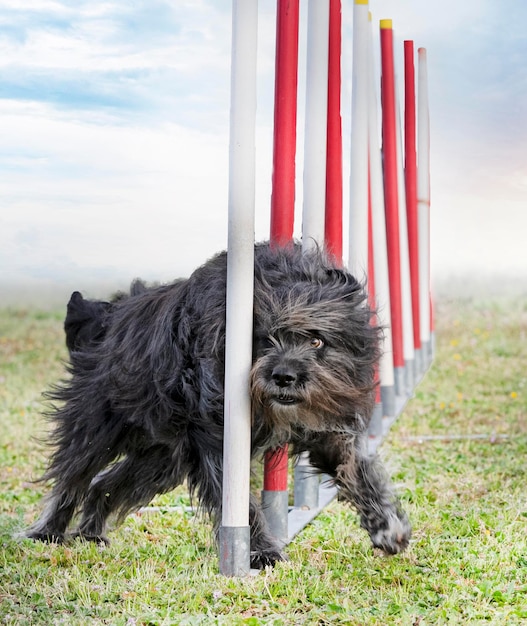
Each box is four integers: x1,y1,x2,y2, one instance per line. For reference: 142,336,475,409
303,432,411,555
23,489,80,543
73,444,188,543
24,462,112,544
25,454,119,544
25,409,128,543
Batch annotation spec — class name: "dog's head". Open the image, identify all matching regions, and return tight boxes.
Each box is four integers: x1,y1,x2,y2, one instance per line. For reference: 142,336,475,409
250,245,380,440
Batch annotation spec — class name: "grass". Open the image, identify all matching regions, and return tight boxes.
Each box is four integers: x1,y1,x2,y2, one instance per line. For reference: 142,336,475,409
1,296,526,624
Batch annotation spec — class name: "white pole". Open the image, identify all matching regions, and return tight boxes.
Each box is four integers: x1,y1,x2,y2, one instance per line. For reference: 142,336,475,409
367,12,396,418
348,0,370,279
296,0,330,511
417,47,431,366
396,89,416,394
302,0,330,249
219,0,258,577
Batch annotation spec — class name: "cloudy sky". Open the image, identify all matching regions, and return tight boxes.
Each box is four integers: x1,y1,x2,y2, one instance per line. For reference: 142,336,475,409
0,0,526,303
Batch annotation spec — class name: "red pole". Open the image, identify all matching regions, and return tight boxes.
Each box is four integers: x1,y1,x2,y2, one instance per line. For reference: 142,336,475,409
380,20,404,383
325,0,343,264
263,447,289,490
270,0,300,246
404,40,421,359
264,0,300,523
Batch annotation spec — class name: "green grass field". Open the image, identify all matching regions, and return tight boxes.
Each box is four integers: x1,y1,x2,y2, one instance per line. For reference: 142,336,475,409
1,296,526,625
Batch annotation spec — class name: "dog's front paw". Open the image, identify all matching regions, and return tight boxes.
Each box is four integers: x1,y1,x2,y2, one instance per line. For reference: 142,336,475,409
250,548,287,569
70,530,110,546
370,510,411,555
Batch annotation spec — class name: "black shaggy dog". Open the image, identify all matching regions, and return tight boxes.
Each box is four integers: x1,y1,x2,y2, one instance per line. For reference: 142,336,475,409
25,243,411,568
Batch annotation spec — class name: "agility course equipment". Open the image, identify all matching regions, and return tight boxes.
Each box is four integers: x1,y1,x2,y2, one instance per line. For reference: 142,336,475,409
219,0,258,576
220,0,432,575
404,39,422,377
417,46,433,367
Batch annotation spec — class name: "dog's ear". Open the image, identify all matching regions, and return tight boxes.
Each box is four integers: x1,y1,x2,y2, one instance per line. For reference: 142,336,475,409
68,291,85,305
130,279,148,296
67,292,86,315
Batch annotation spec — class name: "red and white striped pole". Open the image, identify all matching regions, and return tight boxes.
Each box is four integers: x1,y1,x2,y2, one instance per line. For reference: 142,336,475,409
379,19,405,397
417,47,432,367
263,0,300,545
219,0,258,577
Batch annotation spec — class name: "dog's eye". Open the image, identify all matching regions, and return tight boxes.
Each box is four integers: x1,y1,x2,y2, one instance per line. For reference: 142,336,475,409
309,337,324,349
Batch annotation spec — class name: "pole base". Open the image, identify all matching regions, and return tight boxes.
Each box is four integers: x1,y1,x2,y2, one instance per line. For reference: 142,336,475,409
368,401,383,438
219,526,251,576
261,489,289,544
294,453,320,509
381,384,396,418
394,365,406,398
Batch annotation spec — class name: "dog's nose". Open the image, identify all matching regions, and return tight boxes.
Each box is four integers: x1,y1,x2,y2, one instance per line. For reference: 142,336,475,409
271,367,297,388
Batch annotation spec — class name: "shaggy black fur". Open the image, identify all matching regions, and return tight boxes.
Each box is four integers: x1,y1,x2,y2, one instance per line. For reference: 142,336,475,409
25,243,411,568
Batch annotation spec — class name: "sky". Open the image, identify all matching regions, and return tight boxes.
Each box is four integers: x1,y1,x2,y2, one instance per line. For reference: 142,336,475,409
0,0,526,304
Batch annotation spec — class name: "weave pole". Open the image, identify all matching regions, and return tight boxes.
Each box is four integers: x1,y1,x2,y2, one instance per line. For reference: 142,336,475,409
396,69,415,396
269,0,300,246
364,10,382,438
325,0,343,264
417,47,432,368
302,0,330,247
348,0,370,279
262,0,300,545
348,1,382,439
367,177,384,437
293,0,331,512
404,40,422,379
366,12,396,425
219,0,258,577
379,19,405,397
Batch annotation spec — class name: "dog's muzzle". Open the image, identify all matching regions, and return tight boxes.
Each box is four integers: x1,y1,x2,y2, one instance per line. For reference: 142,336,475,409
270,365,302,406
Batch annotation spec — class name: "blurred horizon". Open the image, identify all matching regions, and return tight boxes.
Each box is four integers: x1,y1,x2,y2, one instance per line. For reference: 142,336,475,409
2,265,525,309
